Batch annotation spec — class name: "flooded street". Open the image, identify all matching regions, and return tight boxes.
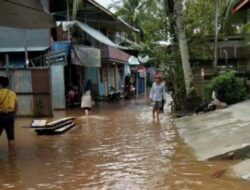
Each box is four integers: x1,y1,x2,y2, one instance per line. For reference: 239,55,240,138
0,100,249,190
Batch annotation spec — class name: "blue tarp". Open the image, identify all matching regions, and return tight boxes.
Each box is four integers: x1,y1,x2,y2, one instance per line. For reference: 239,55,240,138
51,41,71,54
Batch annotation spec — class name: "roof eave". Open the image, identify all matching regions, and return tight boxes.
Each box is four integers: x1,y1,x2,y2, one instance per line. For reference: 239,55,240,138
87,0,140,33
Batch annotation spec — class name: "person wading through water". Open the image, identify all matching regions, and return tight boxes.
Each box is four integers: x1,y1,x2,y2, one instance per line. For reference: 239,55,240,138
150,75,165,121
0,76,18,154
81,80,93,116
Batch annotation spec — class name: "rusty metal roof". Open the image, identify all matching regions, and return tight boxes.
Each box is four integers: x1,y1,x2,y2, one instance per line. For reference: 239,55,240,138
232,0,250,14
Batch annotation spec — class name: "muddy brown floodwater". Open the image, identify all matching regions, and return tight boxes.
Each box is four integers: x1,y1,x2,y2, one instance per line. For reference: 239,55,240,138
0,99,249,190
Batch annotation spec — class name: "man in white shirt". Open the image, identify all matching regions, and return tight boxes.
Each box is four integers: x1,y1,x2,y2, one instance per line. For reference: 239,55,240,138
150,75,165,120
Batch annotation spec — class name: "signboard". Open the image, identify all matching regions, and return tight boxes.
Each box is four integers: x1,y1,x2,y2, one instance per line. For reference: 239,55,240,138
45,51,67,66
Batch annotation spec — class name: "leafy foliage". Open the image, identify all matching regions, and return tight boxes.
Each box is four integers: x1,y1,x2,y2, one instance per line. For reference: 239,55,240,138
205,71,247,104
241,23,250,46
184,0,240,60
223,0,250,44
224,0,248,27
110,0,249,111
109,0,157,40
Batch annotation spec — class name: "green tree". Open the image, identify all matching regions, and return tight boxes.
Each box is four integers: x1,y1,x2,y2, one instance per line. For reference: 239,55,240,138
185,0,227,60
205,71,247,104
126,0,188,111
223,0,250,43
174,0,193,94
109,0,157,39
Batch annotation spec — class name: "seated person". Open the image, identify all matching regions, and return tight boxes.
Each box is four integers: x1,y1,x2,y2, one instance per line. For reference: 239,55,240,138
211,86,227,109
195,85,227,114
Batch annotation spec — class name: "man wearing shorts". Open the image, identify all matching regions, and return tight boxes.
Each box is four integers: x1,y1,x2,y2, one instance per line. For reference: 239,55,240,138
0,76,18,154
150,75,165,120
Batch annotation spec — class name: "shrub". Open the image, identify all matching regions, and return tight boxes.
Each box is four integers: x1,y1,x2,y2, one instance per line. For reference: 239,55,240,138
205,71,247,104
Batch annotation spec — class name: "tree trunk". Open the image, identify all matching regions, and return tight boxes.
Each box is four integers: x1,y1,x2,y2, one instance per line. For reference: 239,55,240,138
214,0,220,72
174,0,193,94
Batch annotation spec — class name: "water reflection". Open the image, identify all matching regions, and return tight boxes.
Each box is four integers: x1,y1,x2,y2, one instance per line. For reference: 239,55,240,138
0,156,23,189
0,100,249,189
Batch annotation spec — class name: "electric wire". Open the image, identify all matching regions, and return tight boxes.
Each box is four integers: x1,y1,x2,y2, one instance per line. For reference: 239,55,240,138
52,12,121,24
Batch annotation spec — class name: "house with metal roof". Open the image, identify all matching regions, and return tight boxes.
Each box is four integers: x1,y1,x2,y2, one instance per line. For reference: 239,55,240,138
48,0,142,109
0,0,144,112
0,0,51,69
0,0,55,117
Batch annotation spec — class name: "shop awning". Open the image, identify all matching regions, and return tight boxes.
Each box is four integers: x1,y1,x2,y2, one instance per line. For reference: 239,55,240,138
0,0,55,29
71,45,101,67
61,21,130,50
128,56,140,65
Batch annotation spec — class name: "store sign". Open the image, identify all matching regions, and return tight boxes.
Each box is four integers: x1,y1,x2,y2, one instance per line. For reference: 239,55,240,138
45,51,67,66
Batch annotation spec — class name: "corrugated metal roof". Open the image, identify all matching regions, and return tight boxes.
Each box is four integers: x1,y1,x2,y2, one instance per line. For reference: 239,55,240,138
0,26,50,52
233,0,250,14
62,21,130,50
0,0,55,29
0,47,49,53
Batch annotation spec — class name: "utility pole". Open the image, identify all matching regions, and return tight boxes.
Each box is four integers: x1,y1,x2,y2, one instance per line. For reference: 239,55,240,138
5,54,9,78
67,0,70,41
25,30,29,68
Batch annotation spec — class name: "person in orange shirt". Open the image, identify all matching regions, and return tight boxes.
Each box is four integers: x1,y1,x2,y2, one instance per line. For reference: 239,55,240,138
0,76,18,154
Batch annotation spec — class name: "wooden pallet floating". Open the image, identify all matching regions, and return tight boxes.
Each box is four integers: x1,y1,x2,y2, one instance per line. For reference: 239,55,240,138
32,117,76,135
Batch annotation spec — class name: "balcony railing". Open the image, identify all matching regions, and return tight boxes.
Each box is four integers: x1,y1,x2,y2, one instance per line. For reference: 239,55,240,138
101,45,130,63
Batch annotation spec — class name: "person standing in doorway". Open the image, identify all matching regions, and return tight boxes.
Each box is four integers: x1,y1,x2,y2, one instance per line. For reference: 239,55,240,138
81,80,93,116
150,75,165,121
0,76,18,154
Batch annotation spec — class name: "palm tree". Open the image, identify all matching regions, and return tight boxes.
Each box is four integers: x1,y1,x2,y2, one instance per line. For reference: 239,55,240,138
112,0,142,27
173,0,193,94
109,0,157,40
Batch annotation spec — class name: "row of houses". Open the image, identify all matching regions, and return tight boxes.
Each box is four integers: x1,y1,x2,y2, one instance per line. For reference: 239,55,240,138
190,35,250,96
192,0,250,96
0,0,146,116
1,0,249,116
